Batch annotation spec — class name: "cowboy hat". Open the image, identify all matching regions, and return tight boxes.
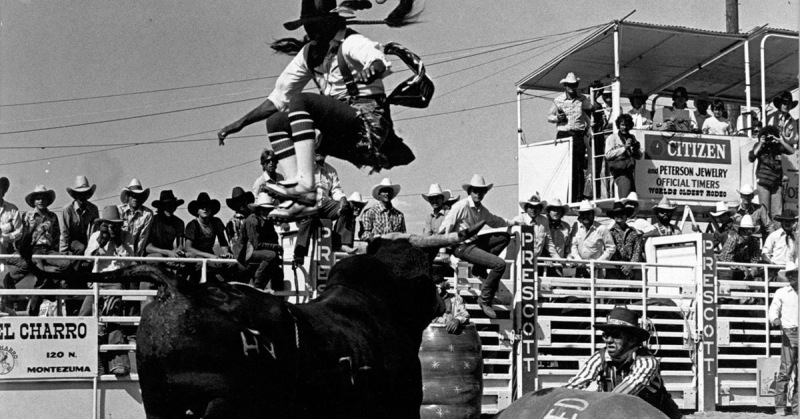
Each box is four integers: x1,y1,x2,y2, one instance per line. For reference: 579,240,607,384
779,261,798,278
628,88,647,100
283,0,354,31
736,183,756,196
444,191,460,206
120,179,151,204
710,201,733,217
576,200,601,215
371,178,401,200
545,198,568,213
622,192,639,208
248,192,276,211
25,185,56,208
595,307,650,342
66,175,96,200
94,205,124,225
188,192,221,217
421,184,451,203
0,177,9,195
774,209,799,222
560,72,580,85
773,91,799,110
738,214,756,230
225,187,255,212
695,91,711,105
606,201,628,217
519,193,546,211
348,191,367,209
651,196,677,212
151,190,184,210
462,174,493,193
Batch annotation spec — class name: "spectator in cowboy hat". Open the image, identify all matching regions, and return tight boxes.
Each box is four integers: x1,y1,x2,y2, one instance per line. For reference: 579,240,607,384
360,178,406,241
644,197,681,239
606,202,642,280
763,210,798,267
653,86,697,133
693,91,712,131
224,187,255,257
718,214,762,287
422,184,451,236
0,177,23,257
568,200,615,279
59,175,99,257
565,306,683,418
733,183,773,236
749,125,795,218
439,174,520,318
118,179,153,257
621,192,655,237
708,201,736,252
627,88,652,129
769,261,799,416
766,91,799,147
146,190,186,259
252,149,285,196
443,191,459,212
184,192,233,282
348,191,367,245
548,72,594,202
4,185,71,315
239,193,284,291
543,198,572,273
513,192,557,259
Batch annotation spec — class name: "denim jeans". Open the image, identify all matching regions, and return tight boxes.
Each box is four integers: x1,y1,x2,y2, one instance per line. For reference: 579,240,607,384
454,233,510,305
776,327,798,411
757,182,783,219
249,249,284,291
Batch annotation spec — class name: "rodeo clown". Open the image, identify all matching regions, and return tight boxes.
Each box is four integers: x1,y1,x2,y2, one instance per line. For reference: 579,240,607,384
218,0,433,221
564,307,683,419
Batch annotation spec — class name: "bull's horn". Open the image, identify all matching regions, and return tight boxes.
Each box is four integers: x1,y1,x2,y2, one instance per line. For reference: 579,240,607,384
407,221,486,248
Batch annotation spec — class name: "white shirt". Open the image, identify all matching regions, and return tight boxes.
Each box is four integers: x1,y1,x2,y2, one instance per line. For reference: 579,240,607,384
267,30,392,112
763,229,797,266
252,171,284,196
85,231,133,273
770,286,798,329
314,162,346,203
438,198,513,243
628,107,652,130
702,115,731,135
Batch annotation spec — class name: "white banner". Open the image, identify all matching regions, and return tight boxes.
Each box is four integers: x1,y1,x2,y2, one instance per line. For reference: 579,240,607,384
784,153,799,212
0,317,98,379
518,140,571,203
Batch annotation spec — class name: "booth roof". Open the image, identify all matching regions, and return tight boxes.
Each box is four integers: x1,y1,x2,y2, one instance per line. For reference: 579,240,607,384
516,21,798,105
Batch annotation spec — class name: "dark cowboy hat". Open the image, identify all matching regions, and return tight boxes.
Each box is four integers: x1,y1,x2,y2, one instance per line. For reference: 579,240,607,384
188,192,221,217
93,205,124,226
151,190,185,210
226,187,255,212
773,91,799,110
284,0,351,31
774,209,799,222
606,201,628,217
595,307,650,342
66,175,97,200
0,177,9,195
25,184,56,208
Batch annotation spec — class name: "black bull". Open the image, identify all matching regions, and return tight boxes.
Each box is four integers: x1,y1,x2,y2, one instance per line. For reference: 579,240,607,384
19,225,483,418
495,388,669,419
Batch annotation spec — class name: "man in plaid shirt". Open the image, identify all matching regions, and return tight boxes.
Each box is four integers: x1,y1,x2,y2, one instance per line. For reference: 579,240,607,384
359,178,406,241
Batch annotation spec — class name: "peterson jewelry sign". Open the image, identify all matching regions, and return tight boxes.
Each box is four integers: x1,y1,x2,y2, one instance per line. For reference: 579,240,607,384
0,317,98,379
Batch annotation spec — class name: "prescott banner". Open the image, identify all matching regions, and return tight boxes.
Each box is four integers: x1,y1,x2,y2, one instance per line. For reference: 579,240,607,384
634,132,744,204
0,317,98,379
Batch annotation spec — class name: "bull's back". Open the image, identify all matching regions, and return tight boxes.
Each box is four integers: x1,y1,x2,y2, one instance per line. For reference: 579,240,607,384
495,388,669,419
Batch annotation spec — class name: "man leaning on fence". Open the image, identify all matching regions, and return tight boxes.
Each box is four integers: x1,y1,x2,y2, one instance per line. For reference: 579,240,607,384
769,262,799,416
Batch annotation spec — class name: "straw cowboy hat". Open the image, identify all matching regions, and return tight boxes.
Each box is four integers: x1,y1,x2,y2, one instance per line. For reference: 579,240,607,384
774,209,799,222
652,196,677,212
120,179,150,204
348,191,367,209
0,177,8,195
25,185,56,208
371,178,401,200
66,175,96,200
421,184,451,202
773,91,799,110
710,201,733,217
445,191,460,206
738,214,756,230
151,190,184,210
225,187,255,212
606,201,629,217
622,192,639,208
629,88,647,100
560,72,580,85
188,192,221,217
595,307,650,342
519,193,546,211
248,192,277,211
576,200,601,215
545,198,568,213
462,174,493,193
779,261,798,280
94,205,124,226
695,91,711,105
736,184,756,196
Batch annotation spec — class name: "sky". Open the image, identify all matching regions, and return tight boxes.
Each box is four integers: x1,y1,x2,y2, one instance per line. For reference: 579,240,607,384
0,0,797,234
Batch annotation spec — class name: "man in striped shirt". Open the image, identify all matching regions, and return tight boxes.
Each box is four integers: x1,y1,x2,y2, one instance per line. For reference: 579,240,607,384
564,307,683,419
